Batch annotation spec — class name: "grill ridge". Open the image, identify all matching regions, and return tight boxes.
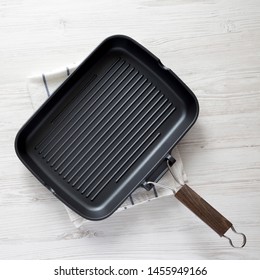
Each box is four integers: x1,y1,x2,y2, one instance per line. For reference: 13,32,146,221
43,62,131,159
62,81,156,180
49,68,140,166
90,132,161,201
34,58,121,151
72,92,164,189
36,58,178,202
84,101,175,199
114,106,176,182
66,88,161,183
37,58,125,154
78,96,168,194
50,74,97,125
55,77,148,173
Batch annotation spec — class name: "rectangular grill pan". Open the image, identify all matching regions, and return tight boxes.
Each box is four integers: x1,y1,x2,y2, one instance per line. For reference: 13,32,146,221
15,35,199,220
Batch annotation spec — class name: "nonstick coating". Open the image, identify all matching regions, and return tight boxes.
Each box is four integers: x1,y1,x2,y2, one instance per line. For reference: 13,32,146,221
15,35,199,220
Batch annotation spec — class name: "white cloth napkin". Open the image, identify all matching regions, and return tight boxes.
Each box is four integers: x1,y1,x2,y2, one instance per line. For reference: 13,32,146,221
27,64,188,229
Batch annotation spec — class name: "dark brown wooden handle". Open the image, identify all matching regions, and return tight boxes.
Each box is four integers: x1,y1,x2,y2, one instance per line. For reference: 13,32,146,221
175,184,232,236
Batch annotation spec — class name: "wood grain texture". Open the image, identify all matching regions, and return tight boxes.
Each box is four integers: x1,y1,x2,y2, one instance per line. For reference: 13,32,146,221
0,0,260,259
175,185,232,236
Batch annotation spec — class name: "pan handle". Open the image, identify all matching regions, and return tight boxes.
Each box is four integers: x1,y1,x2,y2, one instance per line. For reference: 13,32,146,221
174,184,246,247
146,159,247,248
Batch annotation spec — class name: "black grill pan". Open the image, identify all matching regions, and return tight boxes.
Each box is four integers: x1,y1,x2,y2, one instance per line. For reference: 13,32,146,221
15,35,199,220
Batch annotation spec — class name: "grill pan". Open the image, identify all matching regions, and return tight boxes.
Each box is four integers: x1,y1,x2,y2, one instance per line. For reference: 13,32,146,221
15,35,246,247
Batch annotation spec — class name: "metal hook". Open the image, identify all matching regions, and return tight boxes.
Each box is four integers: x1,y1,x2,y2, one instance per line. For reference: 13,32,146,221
166,159,185,186
146,159,184,192
146,181,176,194
223,226,247,248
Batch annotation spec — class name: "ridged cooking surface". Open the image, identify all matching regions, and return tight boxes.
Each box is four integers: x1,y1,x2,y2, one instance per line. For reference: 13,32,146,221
35,58,176,201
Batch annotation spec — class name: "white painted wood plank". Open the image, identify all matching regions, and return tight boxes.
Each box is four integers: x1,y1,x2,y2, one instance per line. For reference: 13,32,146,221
0,0,260,259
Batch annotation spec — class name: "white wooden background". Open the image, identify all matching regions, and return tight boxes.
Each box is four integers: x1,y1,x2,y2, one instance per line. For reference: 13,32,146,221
0,0,259,259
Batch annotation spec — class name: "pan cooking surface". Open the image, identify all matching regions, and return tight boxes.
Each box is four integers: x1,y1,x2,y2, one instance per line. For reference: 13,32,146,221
35,58,175,200
15,35,199,219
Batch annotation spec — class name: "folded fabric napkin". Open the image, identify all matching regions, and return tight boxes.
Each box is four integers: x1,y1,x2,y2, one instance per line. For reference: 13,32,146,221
27,64,188,229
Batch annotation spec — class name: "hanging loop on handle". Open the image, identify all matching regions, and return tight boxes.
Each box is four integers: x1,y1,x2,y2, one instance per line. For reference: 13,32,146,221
146,158,247,248
223,226,247,248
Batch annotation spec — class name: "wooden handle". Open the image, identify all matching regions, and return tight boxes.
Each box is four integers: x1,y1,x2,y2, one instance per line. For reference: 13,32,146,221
175,184,232,236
